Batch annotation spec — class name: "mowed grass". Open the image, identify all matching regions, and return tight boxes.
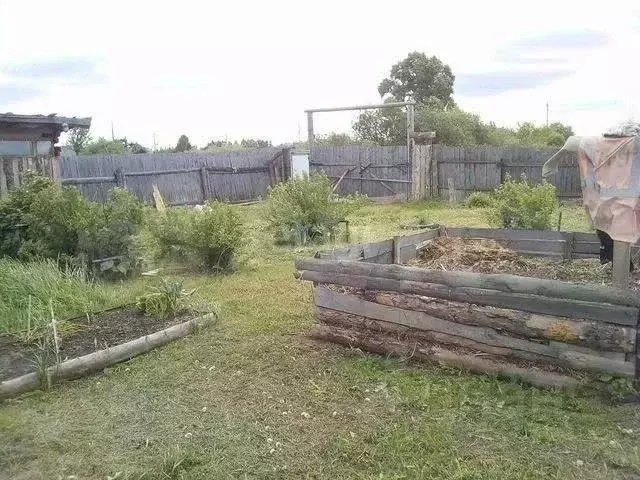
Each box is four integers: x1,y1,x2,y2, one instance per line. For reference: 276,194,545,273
2,201,639,480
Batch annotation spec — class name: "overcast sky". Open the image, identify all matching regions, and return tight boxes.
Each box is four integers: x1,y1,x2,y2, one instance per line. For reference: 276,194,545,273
1,0,639,148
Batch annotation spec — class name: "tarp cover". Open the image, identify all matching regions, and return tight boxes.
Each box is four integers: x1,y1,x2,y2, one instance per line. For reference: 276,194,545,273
543,135,640,244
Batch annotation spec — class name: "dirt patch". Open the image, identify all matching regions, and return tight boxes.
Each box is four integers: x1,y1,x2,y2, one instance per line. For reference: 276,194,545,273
412,237,640,288
0,308,195,382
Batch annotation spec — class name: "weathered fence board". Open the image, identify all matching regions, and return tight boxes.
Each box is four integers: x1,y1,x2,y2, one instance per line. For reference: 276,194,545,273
433,145,580,199
310,145,409,199
310,144,580,200
59,148,290,204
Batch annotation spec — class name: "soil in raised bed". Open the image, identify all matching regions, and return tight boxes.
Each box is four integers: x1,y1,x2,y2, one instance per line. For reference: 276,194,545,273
411,237,640,289
0,308,195,382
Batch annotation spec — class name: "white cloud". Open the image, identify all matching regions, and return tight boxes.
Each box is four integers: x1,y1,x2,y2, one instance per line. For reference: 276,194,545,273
0,0,639,146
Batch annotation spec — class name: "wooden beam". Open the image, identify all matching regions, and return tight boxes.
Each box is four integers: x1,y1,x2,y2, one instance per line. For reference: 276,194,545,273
406,103,415,201
613,240,631,288
61,176,118,185
0,159,7,197
297,269,639,325
307,111,314,151
315,287,635,376
332,167,355,192
309,323,579,388
364,290,636,353
305,102,414,113
295,258,640,309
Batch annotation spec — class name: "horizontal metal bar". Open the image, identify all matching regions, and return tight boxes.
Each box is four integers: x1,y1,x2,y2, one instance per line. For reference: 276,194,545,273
125,167,201,176
504,164,545,168
124,166,270,177
207,166,269,174
311,162,408,168
305,102,414,113
62,176,116,185
326,175,411,184
437,186,495,191
437,160,502,165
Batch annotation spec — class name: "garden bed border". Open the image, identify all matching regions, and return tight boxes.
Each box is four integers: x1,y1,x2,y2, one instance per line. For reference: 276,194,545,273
0,312,215,400
299,227,640,386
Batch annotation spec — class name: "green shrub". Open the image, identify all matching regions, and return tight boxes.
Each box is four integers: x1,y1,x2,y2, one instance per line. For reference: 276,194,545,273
265,172,366,245
490,174,557,230
136,278,195,319
146,202,244,271
77,188,145,277
0,174,144,278
0,173,56,258
465,191,494,208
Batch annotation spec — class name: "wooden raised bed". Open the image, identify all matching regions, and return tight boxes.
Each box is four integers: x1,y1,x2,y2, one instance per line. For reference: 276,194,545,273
297,227,640,388
0,310,215,399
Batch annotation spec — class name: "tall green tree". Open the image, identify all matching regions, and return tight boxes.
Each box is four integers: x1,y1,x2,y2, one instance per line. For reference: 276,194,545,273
66,128,92,155
240,138,272,148
82,137,126,155
175,134,193,152
378,52,455,106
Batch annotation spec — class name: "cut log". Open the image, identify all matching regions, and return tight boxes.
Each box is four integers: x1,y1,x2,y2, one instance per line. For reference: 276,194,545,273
294,258,640,309
310,323,579,389
299,270,638,326
0,314,215,400
361,291,635,353
317,306,560,363
314,286,635,376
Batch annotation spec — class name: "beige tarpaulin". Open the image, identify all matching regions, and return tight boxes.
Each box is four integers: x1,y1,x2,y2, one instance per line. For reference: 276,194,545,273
543,135,640,244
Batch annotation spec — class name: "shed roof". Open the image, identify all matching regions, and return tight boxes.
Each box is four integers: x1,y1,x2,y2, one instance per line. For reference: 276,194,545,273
0,113,91,141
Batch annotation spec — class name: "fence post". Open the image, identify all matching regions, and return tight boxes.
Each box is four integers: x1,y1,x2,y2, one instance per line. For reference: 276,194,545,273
114,168,126,188
613,241,631,288
0,160,7,198
199,165,210,202
392,236,401,264
432,147,440,198
406,104,415,201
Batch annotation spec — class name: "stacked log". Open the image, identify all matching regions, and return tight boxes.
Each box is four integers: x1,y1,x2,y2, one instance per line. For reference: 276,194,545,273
295,258,639,387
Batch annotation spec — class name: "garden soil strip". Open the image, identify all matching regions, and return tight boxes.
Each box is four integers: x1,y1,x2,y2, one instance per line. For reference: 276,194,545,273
0,308,195,381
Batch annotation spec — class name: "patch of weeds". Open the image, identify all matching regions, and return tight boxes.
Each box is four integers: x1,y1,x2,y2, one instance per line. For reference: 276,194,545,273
136,278,195,319
600,375,640,402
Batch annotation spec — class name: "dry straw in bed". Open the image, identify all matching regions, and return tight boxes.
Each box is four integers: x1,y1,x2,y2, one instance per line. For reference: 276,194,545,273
412,236,620,286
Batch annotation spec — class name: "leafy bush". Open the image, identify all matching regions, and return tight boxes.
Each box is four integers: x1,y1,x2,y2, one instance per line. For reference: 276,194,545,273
77,188,145,277
146,202,244,271
465,192,494,208
0,174,144,278
490,174,557,230
136,278,195,319
0,173,56,258
265,172,366,245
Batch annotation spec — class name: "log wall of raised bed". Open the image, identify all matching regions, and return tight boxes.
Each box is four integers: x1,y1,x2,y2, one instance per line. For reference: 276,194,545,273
300,227,640,385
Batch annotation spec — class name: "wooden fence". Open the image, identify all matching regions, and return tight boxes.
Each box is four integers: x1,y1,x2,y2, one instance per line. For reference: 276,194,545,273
59,147,291,205
310,144,579,200
0,156,60,197
310,145,410,200
296,228,640,387
433,145,580,200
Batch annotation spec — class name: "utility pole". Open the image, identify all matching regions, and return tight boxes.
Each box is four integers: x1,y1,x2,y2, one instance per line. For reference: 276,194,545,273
545,102,549,126
152,132,157,152
111,121,115,141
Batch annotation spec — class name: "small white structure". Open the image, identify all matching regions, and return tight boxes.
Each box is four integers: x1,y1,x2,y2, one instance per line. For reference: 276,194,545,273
291,150,309,179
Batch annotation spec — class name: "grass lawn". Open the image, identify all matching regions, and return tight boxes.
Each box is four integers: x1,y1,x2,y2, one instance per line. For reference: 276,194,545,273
1,201,639,480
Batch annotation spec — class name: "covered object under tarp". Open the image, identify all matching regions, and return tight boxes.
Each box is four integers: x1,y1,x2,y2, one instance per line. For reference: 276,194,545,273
543,134,640,244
